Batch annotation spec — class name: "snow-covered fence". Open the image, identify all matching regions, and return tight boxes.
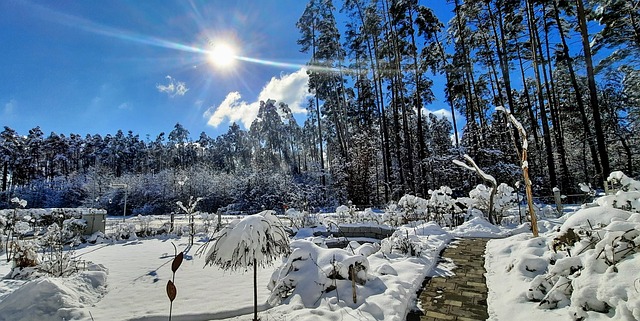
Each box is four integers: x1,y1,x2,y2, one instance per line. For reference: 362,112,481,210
103,212,243,238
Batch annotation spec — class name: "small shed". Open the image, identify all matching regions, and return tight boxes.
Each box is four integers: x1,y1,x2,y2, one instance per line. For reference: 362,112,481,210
82,209,107,235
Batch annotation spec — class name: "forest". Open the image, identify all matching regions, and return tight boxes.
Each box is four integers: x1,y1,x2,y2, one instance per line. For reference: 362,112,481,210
0,0,638,215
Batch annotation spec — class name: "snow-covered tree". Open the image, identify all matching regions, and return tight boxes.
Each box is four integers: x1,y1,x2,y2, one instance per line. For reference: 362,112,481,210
204,210,290,321
176,196,203,245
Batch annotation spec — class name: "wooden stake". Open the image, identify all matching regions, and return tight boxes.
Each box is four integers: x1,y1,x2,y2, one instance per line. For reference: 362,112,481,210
522,149,539,237
350,265,357,303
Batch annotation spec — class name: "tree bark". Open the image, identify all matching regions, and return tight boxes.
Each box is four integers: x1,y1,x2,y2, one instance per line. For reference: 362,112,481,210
576,0,611,181
552,0,602,184
2,161,7,192
525,0,558,188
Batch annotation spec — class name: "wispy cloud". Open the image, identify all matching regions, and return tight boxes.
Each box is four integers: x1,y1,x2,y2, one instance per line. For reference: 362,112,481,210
3,99,16,115
204,68,310,128
118,102,132,110
194,99,204,110
157,76,189,97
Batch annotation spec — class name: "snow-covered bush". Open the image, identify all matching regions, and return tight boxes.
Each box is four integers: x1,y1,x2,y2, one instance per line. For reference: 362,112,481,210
427,186,466,226
523,205,640,320
467,183,517,224
382,202,401,226
286,208,317,228
62,218,86,246
607,171,640,192
268,239,370,306
380,230,424,256
11,240,39,269
198,212,216,233
335,204,356,223
397,194,428,222
596,171,640,212
86,231,107,244
357,207,384,224
136,214,154,237
111,223,137,240
3,197,28,263
37,222,82,277
38,247,78,277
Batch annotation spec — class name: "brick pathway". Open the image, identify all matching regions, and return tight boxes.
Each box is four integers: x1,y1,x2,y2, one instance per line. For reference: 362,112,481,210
407,238,490,321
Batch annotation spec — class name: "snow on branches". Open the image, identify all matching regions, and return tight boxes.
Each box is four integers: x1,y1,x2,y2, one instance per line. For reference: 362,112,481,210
454,154,499,224
496,106,528,151
453,154,497,186
204,210,290,271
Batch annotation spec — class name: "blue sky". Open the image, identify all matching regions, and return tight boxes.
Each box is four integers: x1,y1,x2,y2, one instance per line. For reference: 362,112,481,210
1,0,455,140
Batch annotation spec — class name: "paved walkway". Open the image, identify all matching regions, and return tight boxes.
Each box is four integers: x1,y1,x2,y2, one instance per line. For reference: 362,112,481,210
407,238,490,321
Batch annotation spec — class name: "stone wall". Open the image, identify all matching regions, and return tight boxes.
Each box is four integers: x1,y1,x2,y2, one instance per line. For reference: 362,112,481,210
314,225,395,240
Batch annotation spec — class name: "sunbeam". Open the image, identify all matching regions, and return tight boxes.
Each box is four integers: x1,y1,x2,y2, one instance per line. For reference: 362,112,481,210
20,0,371,78
23,1,207,55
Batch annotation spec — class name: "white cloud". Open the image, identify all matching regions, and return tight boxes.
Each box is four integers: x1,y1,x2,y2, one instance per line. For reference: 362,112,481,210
257,68,310,114
3,99,16,115
426,108,452,120
425,107,463,146
157,75,189,97
204,92,259,128
118,102,132,110
204,68,310,128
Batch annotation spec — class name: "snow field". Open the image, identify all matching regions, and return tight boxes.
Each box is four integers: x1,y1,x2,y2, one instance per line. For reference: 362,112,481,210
1,174,639,321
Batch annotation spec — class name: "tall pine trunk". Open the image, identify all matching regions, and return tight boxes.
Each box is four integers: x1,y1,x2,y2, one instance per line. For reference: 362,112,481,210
542,1,571,189
552,0,602,184
525,0,558,188
576,0,610,181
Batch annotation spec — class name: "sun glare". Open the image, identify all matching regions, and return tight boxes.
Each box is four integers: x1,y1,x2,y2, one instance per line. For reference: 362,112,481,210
208,42,237,69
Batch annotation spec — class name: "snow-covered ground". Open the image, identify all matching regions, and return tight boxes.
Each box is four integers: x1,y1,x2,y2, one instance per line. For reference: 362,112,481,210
1,198,639,320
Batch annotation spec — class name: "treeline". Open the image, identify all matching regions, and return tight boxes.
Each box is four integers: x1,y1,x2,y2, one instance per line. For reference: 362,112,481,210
2,0,640,213
0,99,459,214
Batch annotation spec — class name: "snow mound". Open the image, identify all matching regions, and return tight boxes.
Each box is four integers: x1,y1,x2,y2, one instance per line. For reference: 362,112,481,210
561,206,631,231
268,239,370,307
450,217,507,237
0,264,108,321
487,200,640,321
404,221,448,236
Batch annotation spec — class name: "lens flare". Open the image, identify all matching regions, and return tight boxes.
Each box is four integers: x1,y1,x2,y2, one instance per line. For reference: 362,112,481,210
208,43,237,69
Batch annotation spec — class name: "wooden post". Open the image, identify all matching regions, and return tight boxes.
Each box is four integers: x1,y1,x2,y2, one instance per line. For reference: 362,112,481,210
522,152,539,237
497,107,539,237
553,187,563,215
253,258,258,321
350,265,357,303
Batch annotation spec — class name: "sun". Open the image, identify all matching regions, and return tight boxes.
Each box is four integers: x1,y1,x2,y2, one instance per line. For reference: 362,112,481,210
207,42,237,69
